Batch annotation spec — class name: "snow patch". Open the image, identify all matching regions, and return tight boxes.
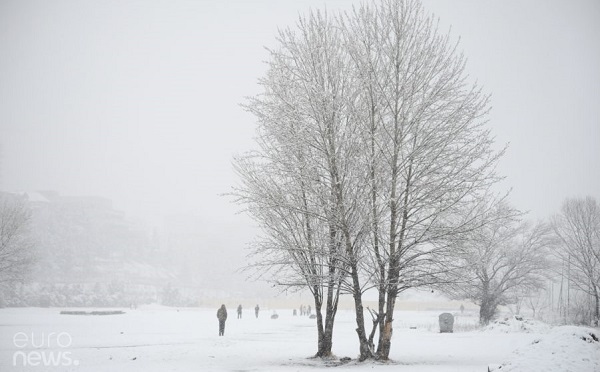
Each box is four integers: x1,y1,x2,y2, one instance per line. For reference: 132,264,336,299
490,326,600,372
483,316,551,334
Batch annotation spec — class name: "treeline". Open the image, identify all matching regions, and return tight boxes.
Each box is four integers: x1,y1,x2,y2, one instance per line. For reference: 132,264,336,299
1,281,197,308
0,191,198,308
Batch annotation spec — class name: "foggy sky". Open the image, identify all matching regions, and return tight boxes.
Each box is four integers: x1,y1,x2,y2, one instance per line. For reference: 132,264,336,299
1,0,599,240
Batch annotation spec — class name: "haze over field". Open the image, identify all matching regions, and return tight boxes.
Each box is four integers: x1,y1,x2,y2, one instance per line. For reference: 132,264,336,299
2,0,598,222
1,0,600,370
0,0,598,303
0,0,600,364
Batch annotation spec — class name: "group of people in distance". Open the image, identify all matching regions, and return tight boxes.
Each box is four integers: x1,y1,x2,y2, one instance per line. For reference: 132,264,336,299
217,303,316,336
216,303,260,336
298,304,311,316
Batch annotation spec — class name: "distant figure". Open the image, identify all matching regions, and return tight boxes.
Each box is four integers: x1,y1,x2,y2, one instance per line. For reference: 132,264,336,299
460,304,465,314
307,305,311,316
254,304,260,318
237,304,242,319
300,305,305,316
293,309,297,316
217,304,228,336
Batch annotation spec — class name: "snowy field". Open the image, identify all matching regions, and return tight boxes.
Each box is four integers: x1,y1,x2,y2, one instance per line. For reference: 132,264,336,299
0,306,597,372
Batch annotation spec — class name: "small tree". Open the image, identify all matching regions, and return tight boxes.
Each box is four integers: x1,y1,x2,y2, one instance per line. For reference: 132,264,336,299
526,284,551,320
0,193,33,284
552,196,600,326
446,204,553,325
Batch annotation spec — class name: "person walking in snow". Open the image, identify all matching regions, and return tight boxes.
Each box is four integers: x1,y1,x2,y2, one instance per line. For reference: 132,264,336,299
217,304,227,336
254,304,260,318
237,304,242,319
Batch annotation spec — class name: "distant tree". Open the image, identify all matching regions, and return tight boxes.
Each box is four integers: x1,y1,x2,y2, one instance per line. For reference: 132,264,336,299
552,196,600,326
445,204,553,325
524,282,553,321
161,283,181,307
0,194,33,284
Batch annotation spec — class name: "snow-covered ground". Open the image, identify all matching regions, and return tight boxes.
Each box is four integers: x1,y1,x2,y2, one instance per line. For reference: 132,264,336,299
0,306,597,371
490,325,599,372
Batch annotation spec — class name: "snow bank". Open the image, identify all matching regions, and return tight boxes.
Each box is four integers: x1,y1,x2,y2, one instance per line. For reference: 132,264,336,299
483,316,551,334
490,326,600,372
1,308,541,372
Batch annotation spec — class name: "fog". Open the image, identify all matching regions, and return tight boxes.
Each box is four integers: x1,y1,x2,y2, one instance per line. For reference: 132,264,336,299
1,0,599,303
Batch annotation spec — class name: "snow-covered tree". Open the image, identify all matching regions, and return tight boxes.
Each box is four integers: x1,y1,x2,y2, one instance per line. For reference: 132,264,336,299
0,193,33,285
525,283,551,320
234,10,359,358
236,0,505,360
446,204,553,325
552,196,600,326
341,0,505,359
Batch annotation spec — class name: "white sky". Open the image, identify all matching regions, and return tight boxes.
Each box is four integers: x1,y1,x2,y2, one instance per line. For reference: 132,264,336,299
1,0,599,238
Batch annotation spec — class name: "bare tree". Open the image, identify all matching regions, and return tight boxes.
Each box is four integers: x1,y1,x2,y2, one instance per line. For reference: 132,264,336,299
234,10,359,358
0,193,33,284
446,204,553,325
236,0,506,361
526,283,551,320
341,0,505,359
552,196,600,326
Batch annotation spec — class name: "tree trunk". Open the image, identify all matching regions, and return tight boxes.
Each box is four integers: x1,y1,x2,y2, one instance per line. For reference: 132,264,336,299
327,127,371,360
313,289,327,357
314,225,343,358
350,260,372,361
314,285,339,358
593,285,599,327
378,271,397,360
375,284,386,354
317,310,335,357
378,163,398,360
479,298,496,326
315,313,334,357
367,308,380,350
316,244,342,357
313,294,337,358
378,156,413,360
368,101,386,356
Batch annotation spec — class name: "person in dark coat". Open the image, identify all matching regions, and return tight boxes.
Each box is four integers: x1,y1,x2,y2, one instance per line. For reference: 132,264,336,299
237,304,242,319
254,304,260,318
217,304,227,336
